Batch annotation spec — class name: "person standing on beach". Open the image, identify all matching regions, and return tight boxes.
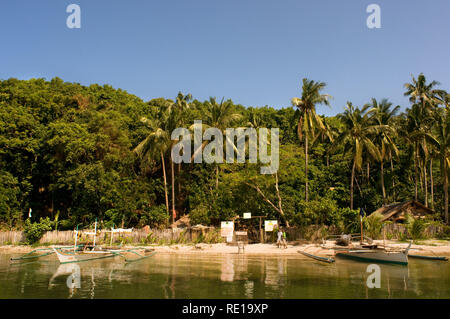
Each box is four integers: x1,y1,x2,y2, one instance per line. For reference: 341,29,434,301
276,228,283,248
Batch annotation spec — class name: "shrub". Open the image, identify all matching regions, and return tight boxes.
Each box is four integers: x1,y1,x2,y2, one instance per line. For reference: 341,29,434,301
189,204,210,226
337,207,360,233
140,205,169,228
363,213,384,239
23,217,53,244
408,218,427,241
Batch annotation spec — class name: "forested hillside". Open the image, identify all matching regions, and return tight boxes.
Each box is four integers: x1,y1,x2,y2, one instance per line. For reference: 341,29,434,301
0,76,448,231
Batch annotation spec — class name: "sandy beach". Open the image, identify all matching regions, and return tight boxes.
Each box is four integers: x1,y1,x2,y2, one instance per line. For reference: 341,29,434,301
2,240,450,257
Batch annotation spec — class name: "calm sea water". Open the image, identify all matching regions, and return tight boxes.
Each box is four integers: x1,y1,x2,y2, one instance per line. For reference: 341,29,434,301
0,252,449,299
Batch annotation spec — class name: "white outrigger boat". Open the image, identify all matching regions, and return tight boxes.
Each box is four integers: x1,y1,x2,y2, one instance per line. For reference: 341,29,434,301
333,242,411,265
11,220,156,264
52,246,156,264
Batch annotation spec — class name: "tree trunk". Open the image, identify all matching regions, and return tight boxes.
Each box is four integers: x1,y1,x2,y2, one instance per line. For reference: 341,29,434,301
390,153,395,201
444,159,448,224
350,161,356,210
414,143,418,201
366,162,370,184
424,160,428,207
275,172,289,227
381,161,386,205
171,157,176,224
305,134,309,202
161,151,169,216
430,159,434,210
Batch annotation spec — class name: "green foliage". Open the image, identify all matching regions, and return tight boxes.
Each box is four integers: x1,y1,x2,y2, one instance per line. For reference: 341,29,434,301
407,218,428,241
363,213,384,239
0,77,448,232
23,217,53,244
139,205,169,228
0,171,23,228
189,204,210,226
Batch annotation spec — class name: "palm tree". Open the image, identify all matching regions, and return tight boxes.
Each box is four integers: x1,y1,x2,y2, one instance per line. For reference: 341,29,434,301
134,117,171,220
436,90,449,110
291,78,332,202
311,116,336,168
418,108,450,223
367,98,400,205
404,74,442,206
171,92,192,215
134,96,185,224
405,104,435,205
332,103,381,209
199,97,242,188
404,73,441,114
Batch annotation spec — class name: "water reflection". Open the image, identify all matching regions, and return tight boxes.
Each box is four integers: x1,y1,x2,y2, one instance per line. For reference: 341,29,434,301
0,253,448,299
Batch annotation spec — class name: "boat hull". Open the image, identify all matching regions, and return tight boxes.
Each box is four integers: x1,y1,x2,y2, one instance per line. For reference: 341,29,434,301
336,250,408,265
53,248,116,264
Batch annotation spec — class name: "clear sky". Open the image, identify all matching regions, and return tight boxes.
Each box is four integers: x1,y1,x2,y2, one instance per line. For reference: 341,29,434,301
1,0,449,116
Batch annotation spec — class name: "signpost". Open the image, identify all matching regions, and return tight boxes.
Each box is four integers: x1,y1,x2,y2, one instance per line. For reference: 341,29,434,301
221,221,234,243
264,220,278,232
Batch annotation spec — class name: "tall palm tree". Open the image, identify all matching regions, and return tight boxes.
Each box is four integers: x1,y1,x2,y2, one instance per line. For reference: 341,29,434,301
405,104,435,205
134,117,171,219
404,74,442,206
404,73,441,114
170,92,192,215
134,97,184,224
332,103,381,209
417,108,450,223
198,97,242,188
367,98,400,205
291,78,332,202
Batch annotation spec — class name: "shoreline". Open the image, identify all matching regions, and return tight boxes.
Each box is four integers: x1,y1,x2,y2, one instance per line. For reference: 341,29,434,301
1,240,450,257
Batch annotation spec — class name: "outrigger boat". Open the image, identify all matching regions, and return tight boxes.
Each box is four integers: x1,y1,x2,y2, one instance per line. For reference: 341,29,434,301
334,242,411,265
11,221,156,264
52,247,156,264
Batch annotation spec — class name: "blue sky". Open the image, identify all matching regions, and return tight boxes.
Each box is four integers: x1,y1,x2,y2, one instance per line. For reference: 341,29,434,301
1,0,449,116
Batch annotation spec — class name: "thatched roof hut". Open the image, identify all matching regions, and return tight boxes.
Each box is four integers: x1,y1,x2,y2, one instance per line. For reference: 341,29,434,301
372,200,434,222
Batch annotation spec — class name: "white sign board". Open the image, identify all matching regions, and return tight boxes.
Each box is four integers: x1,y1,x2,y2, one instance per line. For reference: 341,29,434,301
264,220,278,232
243,212,251,219
221,221,234,238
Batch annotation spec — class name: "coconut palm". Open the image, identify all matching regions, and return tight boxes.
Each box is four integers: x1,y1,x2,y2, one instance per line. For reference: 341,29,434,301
415,108,450,223
404,103,435,205
404,74,443,206
291,78,332,202
404,73,441,114
367,98,400,205
199,97,242,188
134,116,171,220
434,108,450,224
332,103,382,209
134,98,183,224
170,92,192,215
